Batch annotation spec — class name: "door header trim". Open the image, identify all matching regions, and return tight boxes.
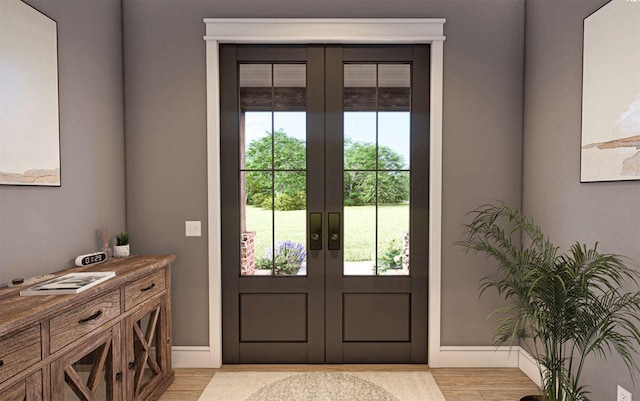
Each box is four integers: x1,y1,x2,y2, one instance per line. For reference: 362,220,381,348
204,18,445,368
204,19,445,44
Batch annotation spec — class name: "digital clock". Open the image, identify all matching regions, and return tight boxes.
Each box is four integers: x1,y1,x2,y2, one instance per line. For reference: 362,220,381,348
75,252,108,266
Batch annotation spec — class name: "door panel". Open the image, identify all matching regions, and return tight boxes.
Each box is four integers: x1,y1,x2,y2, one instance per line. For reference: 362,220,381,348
239,293,307,342
325,45,429,363
343,293,410,341
221,44,429,364
221,45,325,363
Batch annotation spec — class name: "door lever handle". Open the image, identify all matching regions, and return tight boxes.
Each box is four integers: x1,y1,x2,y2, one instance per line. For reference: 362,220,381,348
328,212,340,251
309,212,322,250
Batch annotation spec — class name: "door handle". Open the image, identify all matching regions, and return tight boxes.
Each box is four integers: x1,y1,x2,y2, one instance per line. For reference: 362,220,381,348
328,212,340,251
309,212,322,250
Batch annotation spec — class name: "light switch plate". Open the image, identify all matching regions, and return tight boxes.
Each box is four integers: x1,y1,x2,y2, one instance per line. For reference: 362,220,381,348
618,385,632,401
185,221,201,237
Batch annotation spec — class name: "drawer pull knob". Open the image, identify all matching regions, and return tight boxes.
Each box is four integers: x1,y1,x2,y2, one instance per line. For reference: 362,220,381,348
78,310,102,324
141,283,155,292
0,360,3,367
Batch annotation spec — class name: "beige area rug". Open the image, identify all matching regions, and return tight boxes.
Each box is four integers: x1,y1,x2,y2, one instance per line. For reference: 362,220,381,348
197,371,446,401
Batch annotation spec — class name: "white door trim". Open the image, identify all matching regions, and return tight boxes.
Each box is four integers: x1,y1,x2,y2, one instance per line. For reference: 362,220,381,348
204,18,446,368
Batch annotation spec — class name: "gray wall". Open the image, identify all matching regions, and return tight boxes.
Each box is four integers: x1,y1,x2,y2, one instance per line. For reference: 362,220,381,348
4,0,637,396
123,0,525,347
523,0,640,399
0,0,126,284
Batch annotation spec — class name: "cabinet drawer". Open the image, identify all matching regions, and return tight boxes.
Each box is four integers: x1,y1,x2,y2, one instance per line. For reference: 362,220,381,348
125,270,165,311
0,325,41,385
49,290,120,353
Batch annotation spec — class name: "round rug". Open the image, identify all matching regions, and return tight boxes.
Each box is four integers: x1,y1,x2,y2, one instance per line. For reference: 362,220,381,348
245,372,401,401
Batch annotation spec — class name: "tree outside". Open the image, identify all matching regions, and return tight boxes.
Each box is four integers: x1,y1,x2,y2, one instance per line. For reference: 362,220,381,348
246,131,409,210
245,131,306,210
344,138,409,206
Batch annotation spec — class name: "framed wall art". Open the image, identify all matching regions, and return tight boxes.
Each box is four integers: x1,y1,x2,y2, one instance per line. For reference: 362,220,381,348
0,0,60,186
581,0,640,182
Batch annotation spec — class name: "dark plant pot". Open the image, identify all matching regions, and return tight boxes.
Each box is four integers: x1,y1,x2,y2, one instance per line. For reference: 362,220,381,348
520,396,545,401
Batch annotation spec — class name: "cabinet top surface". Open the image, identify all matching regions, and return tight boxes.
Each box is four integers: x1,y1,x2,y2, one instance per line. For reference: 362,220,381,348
0,255,176,338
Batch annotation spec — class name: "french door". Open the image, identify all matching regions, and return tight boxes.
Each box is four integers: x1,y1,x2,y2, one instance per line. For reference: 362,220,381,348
220,45,430,363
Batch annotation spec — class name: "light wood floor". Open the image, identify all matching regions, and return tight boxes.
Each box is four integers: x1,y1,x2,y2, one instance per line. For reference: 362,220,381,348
158,366,540,401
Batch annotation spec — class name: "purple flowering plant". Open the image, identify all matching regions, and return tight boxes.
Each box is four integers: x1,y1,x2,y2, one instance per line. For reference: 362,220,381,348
256,240,306,275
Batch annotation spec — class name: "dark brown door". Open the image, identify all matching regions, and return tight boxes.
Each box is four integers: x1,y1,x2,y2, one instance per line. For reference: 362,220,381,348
220,45,429,364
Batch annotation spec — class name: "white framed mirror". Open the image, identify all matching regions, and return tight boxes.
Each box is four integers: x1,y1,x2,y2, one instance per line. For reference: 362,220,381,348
0,0,60,186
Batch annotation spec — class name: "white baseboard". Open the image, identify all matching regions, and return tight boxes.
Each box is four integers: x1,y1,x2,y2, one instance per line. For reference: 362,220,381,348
170,344,542,387
439,346,541,388
518,348,542,387
172,346,211,368
439,346,520,368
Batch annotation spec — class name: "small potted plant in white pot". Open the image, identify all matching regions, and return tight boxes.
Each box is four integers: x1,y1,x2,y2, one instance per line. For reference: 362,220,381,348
114,231,130,258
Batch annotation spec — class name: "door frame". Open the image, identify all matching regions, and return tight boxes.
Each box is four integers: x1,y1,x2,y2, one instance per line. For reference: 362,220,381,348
204,18,446,368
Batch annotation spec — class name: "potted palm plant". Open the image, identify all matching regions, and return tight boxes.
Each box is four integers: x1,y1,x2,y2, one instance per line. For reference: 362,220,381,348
457,203,640,401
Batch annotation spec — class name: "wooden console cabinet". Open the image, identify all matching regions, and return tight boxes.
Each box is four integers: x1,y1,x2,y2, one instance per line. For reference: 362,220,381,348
0,255,176,401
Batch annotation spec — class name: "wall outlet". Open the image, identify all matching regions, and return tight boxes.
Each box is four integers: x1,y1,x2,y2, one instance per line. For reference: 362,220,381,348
185,221,201,237
618,385,632,401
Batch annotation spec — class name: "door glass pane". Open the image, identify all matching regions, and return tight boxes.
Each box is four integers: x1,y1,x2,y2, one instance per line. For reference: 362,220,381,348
240,64,272,87
274,111,306,170
344,171,376,276
377,64,411,111
344,112,376,168
377,64,410,87
274,64,305,87
244,171,273,276
343,63,411,276
243,112,272,169
377,172,410,276
273,171,307,276
240,64,273,113
344,64,376,111
240,63,307,277
274,64,306,112
378,112,410,169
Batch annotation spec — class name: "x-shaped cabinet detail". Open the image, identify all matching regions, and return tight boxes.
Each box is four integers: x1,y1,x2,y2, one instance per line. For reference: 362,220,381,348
126,298,167,401
51,324,121,401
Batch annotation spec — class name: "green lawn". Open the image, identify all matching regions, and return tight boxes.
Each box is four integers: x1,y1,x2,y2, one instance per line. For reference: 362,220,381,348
245,205,409,262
